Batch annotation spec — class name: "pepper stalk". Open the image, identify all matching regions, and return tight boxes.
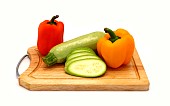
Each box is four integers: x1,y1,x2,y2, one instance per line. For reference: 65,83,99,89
104,28,120,43
47,15,59,25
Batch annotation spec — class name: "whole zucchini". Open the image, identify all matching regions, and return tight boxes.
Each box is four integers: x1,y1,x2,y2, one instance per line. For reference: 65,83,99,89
43,31,105,66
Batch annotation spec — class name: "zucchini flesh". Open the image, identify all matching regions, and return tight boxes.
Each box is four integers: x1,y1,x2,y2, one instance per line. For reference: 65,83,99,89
65,55,100,67
66,59,106,77
66,52,96,61
70,47,96,54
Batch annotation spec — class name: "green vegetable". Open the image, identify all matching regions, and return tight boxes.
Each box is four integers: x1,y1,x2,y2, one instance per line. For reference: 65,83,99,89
66,47,96,60
43,31,105,66
70,47,96,54
66,52,96,61
65,55,100,67
64,47,106,77
65,59,106,77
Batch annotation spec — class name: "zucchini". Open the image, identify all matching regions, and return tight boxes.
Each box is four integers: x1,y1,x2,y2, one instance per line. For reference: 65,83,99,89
64,47,106,77
65,59,106,77
70,47,96,54
65,55,100,67
66,52,96,61
43,31,105,66
66,47,96,60
66,50,95,60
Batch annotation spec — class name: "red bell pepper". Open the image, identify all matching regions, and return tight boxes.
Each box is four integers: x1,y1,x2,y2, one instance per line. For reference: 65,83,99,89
37,15,64,56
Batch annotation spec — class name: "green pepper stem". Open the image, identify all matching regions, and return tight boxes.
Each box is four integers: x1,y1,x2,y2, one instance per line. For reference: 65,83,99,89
47,15,59,25
104,28,119,43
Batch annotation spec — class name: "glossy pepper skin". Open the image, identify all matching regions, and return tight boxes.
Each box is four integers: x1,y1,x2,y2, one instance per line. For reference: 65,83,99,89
37,15,64,56
97,28,135,68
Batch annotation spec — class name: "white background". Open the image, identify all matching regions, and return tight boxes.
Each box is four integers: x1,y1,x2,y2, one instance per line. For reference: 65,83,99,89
0,0,170,106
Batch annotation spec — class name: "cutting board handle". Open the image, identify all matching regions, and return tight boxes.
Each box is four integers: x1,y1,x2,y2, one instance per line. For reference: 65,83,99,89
16,54,29,78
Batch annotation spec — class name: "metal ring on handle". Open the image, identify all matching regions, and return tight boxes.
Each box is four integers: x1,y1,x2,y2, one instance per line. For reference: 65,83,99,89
16,54,29,78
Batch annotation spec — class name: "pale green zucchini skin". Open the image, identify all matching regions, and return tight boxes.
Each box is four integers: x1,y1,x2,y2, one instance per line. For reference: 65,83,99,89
43,31,105,66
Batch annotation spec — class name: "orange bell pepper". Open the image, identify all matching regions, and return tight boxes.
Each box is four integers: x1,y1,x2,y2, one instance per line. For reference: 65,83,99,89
97,28,135,68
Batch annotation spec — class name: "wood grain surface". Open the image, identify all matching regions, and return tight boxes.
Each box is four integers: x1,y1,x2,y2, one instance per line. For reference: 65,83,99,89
18,46,149,91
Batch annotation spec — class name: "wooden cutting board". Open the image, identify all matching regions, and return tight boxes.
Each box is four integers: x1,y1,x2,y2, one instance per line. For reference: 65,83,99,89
18,46,149,91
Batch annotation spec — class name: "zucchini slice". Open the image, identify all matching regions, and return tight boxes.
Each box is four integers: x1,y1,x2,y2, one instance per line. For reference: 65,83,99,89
70,47,96,54
65,55,100,67
66,52,96,61
66,59,106,77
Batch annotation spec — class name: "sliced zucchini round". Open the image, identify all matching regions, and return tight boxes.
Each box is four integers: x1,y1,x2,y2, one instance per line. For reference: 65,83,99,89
66,59,106,77
65,55,100,67
66,52,96,61
71,47,95,54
